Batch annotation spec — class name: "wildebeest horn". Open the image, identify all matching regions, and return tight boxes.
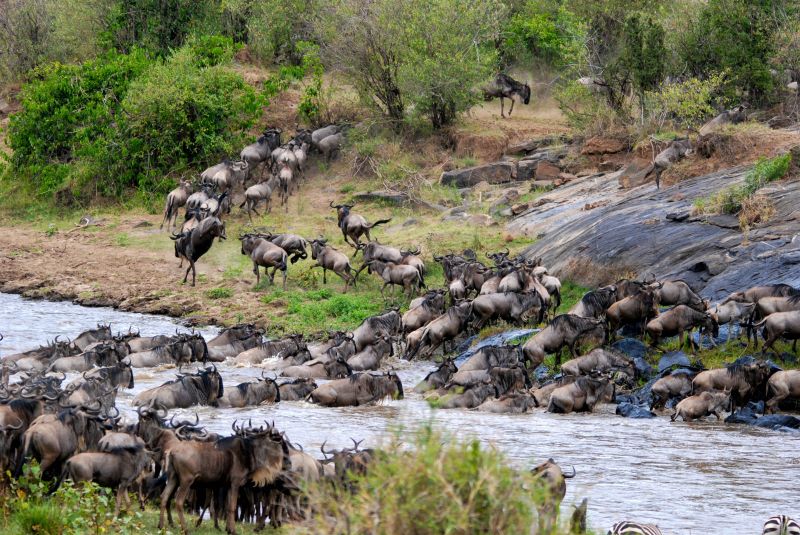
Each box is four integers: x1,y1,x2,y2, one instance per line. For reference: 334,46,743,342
350,438,363,450
563,466,576,478
1,420,23,431
320,440,334,458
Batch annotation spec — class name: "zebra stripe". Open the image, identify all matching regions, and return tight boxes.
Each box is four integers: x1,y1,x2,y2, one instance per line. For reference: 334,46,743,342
763,515,800,535
608,521,664,535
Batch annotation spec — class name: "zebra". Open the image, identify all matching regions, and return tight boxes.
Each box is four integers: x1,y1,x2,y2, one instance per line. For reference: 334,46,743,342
608,521,664,535
763,515,800,535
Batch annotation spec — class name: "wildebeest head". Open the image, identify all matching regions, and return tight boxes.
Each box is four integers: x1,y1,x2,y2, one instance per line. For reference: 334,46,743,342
234,422,290,487
329,201,354,222
325,357,353,379
520,82,531,105
198,365,224,402
309,238,328,260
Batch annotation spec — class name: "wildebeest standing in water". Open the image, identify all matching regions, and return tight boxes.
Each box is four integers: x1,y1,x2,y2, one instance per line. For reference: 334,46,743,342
132,366,224,409
171,217,226,286
483,73,531,117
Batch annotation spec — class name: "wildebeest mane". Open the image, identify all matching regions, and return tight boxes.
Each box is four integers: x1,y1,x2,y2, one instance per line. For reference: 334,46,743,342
576,288,617,316
7,399,40,422
365,311,401,333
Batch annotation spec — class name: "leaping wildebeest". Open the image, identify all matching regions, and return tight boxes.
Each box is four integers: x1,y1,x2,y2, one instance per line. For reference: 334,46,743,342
483,73,531,118
171,217,227,286
329,201,391,249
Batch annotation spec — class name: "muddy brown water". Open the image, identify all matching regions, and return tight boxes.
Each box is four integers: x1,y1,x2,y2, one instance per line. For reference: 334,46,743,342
1,292,798,534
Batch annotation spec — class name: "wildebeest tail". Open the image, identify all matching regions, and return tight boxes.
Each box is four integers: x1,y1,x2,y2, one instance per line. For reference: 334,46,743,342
366,218,392,229
160,196,175,229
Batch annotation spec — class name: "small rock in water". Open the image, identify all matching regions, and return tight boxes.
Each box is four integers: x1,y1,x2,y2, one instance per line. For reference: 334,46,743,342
616,402,656,419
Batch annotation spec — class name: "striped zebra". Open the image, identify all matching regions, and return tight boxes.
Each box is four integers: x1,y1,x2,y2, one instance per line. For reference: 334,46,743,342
763,515,800,535
608,521,663,535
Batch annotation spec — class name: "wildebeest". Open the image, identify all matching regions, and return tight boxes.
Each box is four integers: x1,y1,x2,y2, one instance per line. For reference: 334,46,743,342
0,398,43,475
309,238,356,292
650,371,695,410
265,232,309,264
530,459,575,531
281,357,353,380
329,202,391,248
753,310,800,353
656,280,705,311
240,129,282,179
475,392,538,413
606,288,660,338
413,358,457,393
726,283,798,304
240,233,289,289
203,160,249,193
309,371,403,407
710,299,756,342
48,339,131,373
17,404,107,477
73,324,113,351
367,260,424,298
234,334,307,366
471,291,544,330
220,373,280,408
547,374,613,413
158,422,290,534
483,73,531,118
206,324,263,362
161,180,193,231
347,337,394,371
278,378,318,401
351,310,402,352
437,382,498,409
54,438,151,513
404,302,473,359
318,132,344,162
765,370,800,413
698,104,747,136
692,361,772,409
171,217,227,286
133,366,223,409
127,333,208,368
645,305,719,350
569,285,619,318
402,290,447,333
522,314,606,368
671,390,731,422
240,179,276,220
560,348,634,378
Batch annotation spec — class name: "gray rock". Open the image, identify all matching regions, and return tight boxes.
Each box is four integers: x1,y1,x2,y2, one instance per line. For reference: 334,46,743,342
658,351,691,373
440,161,515,188
616,402,657,419
517,160,538,181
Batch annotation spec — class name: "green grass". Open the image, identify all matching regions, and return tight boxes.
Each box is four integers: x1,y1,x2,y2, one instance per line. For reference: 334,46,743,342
206,287,234,299
556,280,590,314
139,509,261,534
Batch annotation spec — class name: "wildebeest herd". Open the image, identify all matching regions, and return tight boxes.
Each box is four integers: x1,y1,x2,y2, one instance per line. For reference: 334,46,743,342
2,272,800,532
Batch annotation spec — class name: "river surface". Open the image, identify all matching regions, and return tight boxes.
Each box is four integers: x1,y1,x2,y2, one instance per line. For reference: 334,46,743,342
1,292,798,534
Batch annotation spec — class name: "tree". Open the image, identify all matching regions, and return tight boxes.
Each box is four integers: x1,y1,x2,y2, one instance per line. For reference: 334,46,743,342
621,14,666,121
315,0,502,128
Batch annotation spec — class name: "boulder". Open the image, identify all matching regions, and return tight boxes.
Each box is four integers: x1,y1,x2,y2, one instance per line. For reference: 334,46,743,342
581,136,627,155
535,161,561,182
517,160,538,181
440,161,515,188
657,351,692,373
618,159,655,188
616,402,657,419
698,105,747,136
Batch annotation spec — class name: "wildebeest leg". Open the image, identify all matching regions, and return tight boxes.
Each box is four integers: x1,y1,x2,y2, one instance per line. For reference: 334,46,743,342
174,480,194,533
381,282,389,298
508,97,515,116
281,267,287,290
499,96,505,118
270,265,278,284
114,486,126,516
158,473,179,529
226,484,240,535
253,263,260,285
322,268,328,284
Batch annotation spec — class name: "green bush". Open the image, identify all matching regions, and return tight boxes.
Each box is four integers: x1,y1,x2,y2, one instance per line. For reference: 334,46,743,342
503,1,585,68
207,287,234,299
645,73,727,129
6,43,263,204
294,426,572,535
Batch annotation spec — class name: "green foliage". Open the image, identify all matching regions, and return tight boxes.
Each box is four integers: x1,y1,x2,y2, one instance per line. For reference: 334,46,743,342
693,153,792,216
621,14,666,117
678,0,777,102
294,426,571,535
6,43,262,204
118,47,263,196
206,287,234,299
503,2,585,68
316,0,503,129
186,34,239,67
553,80,618,133
296,42,326,126
645,73,727,129
239,0,319,64
3,462,144,535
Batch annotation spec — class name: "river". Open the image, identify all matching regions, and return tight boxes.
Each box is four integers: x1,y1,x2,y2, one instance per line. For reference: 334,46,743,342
1,292,798,534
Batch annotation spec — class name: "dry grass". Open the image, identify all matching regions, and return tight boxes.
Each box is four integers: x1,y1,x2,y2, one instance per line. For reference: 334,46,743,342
738,193,776,230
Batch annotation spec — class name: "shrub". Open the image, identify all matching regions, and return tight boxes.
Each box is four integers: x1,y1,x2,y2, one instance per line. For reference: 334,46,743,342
553,80,620,133
186,34,239,67
206,287,234,299
503,2,585,68
645,73,727,129
293,426,570,535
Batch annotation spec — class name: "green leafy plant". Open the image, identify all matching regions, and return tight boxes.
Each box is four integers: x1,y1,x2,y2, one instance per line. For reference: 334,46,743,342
206,287,234,299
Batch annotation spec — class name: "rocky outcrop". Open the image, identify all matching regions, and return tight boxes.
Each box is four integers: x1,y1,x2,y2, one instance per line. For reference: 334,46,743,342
440,161,515,187
581,136,627,155
509,164,800,300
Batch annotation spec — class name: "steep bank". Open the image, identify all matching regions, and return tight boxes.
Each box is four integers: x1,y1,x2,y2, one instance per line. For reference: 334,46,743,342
512,154,800,298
